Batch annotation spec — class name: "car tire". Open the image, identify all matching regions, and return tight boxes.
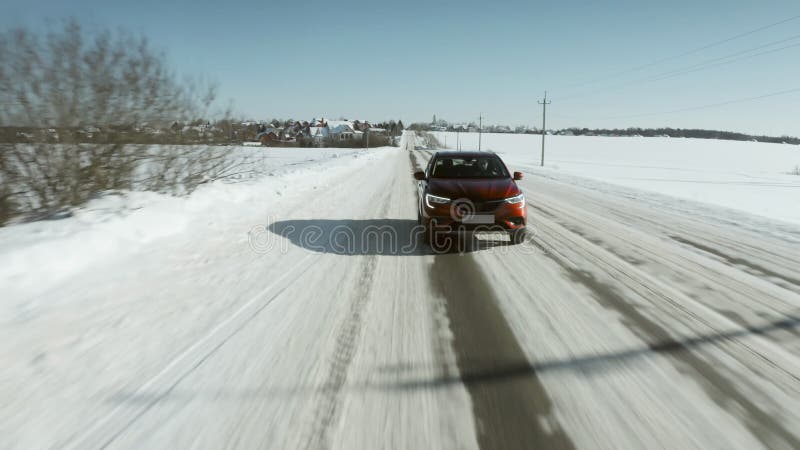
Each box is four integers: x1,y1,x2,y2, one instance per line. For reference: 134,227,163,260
427,221,455,251
426,219,443,249
509,228,526,245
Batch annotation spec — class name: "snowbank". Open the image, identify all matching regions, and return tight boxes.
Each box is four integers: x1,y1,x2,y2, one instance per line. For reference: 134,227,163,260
0,146,392,305
434,132,800,224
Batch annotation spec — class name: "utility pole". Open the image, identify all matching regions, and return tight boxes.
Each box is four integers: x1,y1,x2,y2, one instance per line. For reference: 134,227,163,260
456,129,460,151
538,91,551,167
478,114,482,151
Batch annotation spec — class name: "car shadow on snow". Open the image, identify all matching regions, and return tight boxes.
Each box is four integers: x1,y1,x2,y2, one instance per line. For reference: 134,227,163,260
266,219,511,256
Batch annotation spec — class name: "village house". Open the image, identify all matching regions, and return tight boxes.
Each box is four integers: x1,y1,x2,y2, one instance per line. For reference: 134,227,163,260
252,116,397,147
308,126,326,144
325,120,362,142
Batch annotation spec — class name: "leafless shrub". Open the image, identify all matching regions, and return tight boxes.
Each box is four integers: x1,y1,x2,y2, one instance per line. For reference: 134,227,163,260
136,146,253,194
324,134,392,148
0,20,231,224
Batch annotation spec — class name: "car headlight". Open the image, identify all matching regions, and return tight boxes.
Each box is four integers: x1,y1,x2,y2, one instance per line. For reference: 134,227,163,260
425,193,451,208
505,193,525,204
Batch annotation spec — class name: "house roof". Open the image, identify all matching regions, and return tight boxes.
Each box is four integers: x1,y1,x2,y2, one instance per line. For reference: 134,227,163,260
309,126,326,137
326,121,357,134
256,130,279,139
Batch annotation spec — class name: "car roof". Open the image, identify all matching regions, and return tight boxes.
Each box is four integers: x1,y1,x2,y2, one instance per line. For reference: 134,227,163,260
433,151,497,158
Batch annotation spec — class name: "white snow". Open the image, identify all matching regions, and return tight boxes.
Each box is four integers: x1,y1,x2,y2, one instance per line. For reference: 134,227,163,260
0,146,386,313
0,144,481,449
434,132,800,224
1,133,800,448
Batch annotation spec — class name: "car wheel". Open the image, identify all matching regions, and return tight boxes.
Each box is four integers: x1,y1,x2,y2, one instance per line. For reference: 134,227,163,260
509,228,526,245
426,219,444,249
427,221,454,251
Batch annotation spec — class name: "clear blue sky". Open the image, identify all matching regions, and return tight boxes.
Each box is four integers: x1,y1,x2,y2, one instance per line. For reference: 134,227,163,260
3,0,800,136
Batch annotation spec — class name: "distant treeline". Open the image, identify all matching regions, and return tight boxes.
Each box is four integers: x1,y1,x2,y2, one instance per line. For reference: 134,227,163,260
0,118,406,146
559,127,800,145
409,121,800,145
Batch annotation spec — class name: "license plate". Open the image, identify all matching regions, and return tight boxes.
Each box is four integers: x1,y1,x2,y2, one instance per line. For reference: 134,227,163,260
463,214,494,224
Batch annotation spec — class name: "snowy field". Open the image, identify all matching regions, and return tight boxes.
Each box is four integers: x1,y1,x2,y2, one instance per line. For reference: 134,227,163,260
434,132,800,224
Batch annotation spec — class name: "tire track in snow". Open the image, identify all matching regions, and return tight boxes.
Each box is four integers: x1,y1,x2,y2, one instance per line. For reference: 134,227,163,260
429,252,574,450
407,144,461,382
65,252,317,450
670,235,800,289
566,266,800,449
303,254,379,450
526,224,800,449
411,146,572,449
302,166,396,449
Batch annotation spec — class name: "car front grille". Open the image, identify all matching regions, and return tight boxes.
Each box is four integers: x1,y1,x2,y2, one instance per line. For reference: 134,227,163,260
475,199,503,213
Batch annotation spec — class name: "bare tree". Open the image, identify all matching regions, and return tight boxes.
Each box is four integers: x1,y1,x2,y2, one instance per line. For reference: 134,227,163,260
0,20,229,223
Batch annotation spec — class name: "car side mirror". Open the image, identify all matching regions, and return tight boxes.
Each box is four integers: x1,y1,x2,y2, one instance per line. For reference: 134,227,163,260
413,171,426,181
513,171,523,180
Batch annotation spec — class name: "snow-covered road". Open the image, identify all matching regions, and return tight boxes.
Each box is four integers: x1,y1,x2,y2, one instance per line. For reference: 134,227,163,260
2,133,800,449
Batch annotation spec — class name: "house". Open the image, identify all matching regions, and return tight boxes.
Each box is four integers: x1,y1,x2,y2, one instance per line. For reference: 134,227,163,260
308,126,327,144
352,120,372,132
284,121,308,139
325,120,362,141
246,116,394,147
257,131,279,145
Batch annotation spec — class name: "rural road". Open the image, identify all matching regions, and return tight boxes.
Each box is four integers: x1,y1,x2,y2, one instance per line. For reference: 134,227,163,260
4,132,800,449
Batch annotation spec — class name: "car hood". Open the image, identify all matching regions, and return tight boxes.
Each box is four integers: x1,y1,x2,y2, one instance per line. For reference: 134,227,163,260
428,178,519,201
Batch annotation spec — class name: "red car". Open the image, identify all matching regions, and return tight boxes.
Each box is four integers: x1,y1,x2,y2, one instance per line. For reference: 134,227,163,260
414,151,527,245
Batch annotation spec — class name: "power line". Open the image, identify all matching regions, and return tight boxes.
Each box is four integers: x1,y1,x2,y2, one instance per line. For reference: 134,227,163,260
650,33,800,80
558,13,800,91
557,34,800,102
595,87,800,121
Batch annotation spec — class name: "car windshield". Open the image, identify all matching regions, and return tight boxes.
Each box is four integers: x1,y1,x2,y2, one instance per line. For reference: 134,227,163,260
431,156,509,179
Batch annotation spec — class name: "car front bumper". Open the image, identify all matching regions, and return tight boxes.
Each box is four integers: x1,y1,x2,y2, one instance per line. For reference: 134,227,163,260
423,201,527,231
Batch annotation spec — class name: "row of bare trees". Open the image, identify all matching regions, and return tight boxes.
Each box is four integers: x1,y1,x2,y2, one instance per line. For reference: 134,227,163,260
0,20,234,225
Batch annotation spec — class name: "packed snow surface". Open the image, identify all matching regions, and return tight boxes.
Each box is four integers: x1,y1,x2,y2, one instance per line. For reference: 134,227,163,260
0,146,379,306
